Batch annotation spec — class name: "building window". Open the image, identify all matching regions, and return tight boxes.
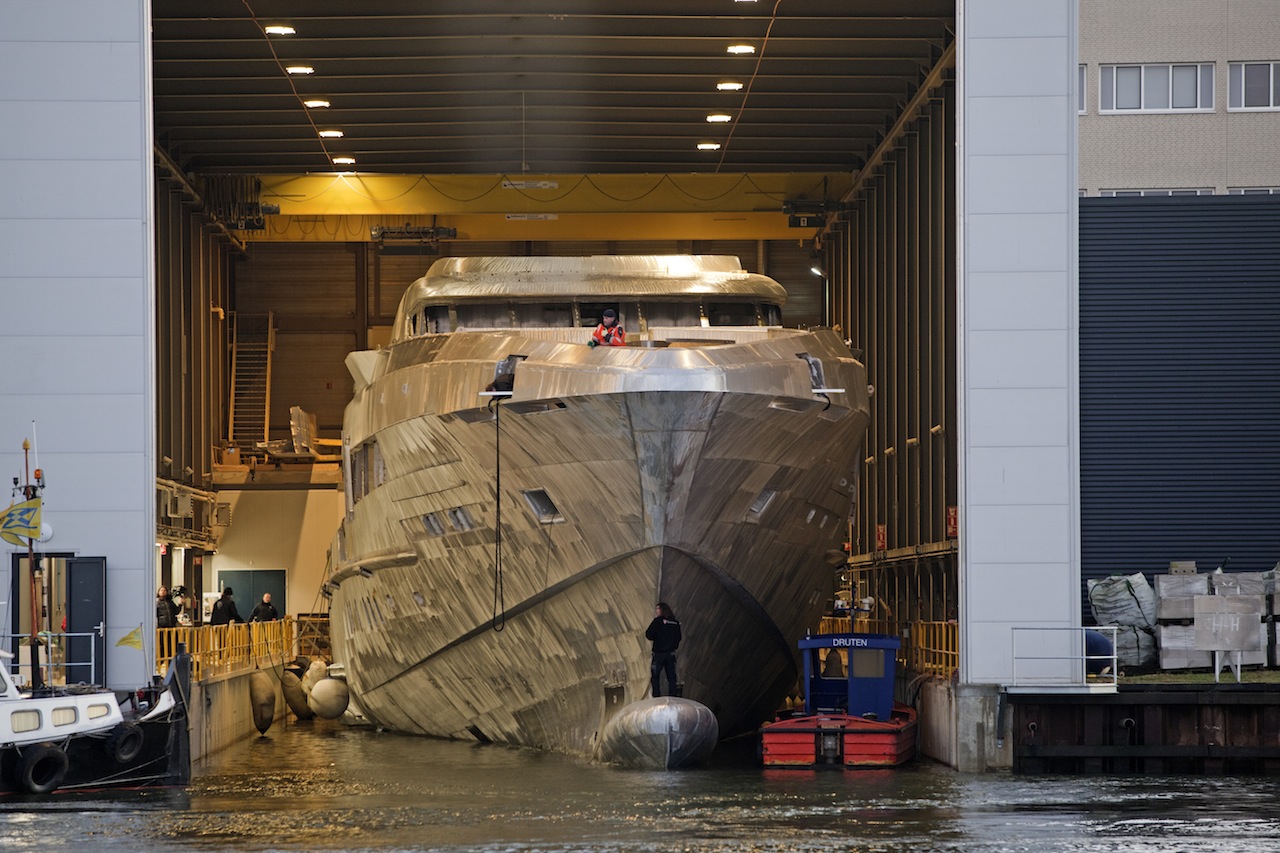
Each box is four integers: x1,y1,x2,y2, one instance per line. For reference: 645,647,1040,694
1078,64,1086,114
1229,62,1280,109
1228,187,1280,195
1100,63,1213,112
1098,189,1214,197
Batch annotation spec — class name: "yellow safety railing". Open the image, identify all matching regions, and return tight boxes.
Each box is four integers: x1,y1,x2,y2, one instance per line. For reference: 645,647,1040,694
815,616,958,680
907,620,959,679
156,617,295,682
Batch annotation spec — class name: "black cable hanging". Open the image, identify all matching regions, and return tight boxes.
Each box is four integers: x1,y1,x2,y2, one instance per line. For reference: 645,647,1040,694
490,395,506,631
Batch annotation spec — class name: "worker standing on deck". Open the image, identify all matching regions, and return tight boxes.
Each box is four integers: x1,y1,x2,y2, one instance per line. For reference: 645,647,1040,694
646,602,682,697
156,587,179,629
251,593,279,622
588,308,626,347
209,587,243,625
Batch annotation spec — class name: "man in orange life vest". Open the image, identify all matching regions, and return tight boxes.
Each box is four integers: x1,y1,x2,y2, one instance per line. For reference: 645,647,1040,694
588,308,626,347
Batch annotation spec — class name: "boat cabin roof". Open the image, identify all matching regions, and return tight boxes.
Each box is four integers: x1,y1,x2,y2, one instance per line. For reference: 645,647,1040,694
392,255,788,342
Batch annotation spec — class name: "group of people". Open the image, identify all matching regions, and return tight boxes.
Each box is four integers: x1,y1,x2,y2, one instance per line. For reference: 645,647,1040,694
155,586,279,627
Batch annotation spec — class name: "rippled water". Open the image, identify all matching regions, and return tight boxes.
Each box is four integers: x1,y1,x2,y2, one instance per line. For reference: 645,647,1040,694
3,720,1279,852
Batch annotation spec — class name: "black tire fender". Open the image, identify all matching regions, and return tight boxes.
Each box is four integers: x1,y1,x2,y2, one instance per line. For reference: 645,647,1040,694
17,743,68,795
104,722,145,764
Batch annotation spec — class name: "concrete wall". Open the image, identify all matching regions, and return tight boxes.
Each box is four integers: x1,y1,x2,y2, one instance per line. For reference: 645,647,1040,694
210,490,344,616
0,1,155,688
190,664,287,762
957,0,1080,725
1080,0,1280,193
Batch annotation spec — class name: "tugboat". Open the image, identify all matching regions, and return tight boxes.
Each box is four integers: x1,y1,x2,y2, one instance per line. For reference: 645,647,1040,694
0,439,192,794
0,648,192,794
760,633,918,768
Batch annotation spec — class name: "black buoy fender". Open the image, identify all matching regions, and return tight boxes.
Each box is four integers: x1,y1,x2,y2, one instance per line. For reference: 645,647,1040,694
104,722,145,764
17,743,68,795
249,669,276,735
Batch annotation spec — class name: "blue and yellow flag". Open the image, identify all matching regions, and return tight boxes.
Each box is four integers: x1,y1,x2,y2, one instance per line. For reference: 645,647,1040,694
0,498,40,547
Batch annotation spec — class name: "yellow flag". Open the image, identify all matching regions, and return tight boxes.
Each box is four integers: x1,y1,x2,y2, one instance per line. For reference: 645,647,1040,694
116,625,144,650
0,498,40,547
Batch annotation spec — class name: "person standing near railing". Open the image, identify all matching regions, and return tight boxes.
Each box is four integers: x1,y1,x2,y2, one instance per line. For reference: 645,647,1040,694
156,587,179,629
250,593,279,622
208,587,243,625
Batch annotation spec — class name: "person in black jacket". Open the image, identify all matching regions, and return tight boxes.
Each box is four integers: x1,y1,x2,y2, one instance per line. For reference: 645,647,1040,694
156,586,179,629
645,602,682,697
208,587,243,626
250,593,280,622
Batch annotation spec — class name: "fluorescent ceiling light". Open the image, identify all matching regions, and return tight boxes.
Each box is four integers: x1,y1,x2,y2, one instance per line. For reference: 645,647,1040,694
285,65,314,75
319,129,344,138
716,81,744,91
304,99,331,109
726,44,755,55
706,114,732,123
697,142,721,151
264,25,296,36
333,157,356,165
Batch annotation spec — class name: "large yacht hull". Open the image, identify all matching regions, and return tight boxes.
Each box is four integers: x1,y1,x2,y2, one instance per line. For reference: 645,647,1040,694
330,324,868,757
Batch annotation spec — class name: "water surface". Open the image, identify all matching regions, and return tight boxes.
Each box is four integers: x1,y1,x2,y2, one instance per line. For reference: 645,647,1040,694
4,720,1278,852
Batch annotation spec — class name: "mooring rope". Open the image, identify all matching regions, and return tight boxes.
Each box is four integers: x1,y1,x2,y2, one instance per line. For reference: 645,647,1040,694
489,396,506,632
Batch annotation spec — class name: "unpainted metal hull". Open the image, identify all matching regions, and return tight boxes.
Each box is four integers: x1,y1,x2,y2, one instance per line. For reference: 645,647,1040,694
330,326,868,757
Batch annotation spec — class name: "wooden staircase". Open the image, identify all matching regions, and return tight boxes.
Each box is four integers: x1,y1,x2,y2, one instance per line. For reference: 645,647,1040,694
228,312,274,452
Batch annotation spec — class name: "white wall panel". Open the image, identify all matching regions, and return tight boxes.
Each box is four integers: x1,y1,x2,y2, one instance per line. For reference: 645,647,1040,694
967,330,1069,388
960,0,1080,690
0,162,146,219
0,1,141,41
0,43,143,101
0,0,152,688
967,447,1071,505
0,103,144,160
0,277,146,335
967,156,1071,213
967,214,1070,272
967,272,1069,331
967,388,1069,447
966,39,1070,97
965,97,1070,155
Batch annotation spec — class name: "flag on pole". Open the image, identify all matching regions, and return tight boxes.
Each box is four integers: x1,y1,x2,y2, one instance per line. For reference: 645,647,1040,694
116,625,145,650
0,498,40,547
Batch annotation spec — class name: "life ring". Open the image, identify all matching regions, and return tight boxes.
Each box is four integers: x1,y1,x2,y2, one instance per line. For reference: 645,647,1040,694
104,723,145,764
17,743,68,795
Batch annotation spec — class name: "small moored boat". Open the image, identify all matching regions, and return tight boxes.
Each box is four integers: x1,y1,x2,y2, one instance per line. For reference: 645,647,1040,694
760,633,917,768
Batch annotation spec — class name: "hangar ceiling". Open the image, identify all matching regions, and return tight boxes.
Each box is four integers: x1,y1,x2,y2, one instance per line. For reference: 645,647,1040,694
151,1,954,179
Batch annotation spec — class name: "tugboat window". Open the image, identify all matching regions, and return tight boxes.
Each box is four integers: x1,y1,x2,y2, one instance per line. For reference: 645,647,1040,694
52,707,77,726
522,489,564,524
11,710,39,732
87,704,111,719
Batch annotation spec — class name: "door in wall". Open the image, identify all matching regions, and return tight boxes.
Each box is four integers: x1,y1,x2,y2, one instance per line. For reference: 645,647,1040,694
216,569,286,619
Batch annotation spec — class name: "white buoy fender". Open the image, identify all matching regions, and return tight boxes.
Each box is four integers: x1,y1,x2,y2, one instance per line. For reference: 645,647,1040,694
282,671,315,720
595,697,719,770
308,677,350,719
300,659,327,695
248,669,276,734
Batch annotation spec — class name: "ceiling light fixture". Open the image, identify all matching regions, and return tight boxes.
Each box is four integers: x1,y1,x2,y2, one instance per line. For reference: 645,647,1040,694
304,99,331,109
706,114,732,123
717,81,744,91
318,129,344,138
264,25,296,36
333,157,356,165
285,65,314,75
697,142,721,151
726,44,756,55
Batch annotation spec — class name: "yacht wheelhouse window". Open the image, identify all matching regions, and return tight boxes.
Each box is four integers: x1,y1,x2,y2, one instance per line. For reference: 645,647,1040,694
456,303,512,330
422,513,446,536
425,306,451,333
514,303,572,328
707,302,759,326
762,303,782,325
447,507,476,531
350,441,386,504
638,301,702,327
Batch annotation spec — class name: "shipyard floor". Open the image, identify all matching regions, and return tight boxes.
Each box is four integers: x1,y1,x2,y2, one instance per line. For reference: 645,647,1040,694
3,720,1279,852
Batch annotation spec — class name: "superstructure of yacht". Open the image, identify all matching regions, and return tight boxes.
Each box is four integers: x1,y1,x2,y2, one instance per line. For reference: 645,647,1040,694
326,255,869,757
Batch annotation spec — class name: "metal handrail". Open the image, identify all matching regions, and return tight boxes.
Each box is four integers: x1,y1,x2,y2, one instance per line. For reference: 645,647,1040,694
1011,625,1118,688
157,617,295,682
2,632,98,687
814,616,959,680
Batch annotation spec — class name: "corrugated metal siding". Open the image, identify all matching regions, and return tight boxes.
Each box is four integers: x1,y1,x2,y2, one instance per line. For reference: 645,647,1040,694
1079,195,1280,619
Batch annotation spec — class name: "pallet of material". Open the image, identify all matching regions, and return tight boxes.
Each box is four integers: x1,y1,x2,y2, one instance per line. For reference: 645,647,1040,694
1158,622,1268,670
1155,574,1209,621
